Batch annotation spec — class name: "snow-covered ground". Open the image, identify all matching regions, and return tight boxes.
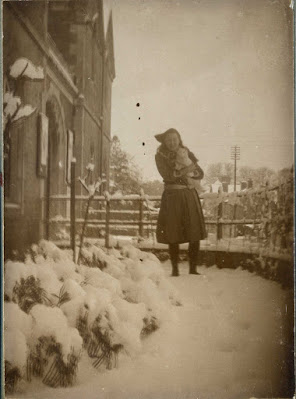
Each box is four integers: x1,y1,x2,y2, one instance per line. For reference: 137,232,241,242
12,261,293,399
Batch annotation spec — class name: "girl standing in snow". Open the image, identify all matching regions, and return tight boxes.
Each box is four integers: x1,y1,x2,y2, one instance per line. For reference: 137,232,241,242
155,128,207,276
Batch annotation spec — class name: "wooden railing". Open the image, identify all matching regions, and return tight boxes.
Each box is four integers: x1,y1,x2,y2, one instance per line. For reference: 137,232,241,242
43,174,293,261
44,193,260,238
42,155,293,260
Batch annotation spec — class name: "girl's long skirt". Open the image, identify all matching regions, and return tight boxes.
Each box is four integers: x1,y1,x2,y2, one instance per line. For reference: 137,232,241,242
156,188,207,244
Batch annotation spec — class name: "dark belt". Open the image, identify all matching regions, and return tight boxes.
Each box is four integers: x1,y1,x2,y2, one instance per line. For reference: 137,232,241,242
165,184,188,190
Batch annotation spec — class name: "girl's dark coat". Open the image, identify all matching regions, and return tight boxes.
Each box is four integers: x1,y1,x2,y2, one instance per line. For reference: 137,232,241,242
155,145,207,244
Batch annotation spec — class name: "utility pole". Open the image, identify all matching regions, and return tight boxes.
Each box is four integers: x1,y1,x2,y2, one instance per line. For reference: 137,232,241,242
231,145,240,191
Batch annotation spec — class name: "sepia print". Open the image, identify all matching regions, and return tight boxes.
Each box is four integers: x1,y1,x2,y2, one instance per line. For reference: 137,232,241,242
2,0,294,398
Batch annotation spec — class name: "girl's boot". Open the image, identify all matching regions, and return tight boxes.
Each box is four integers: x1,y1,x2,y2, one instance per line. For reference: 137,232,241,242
188,241,201,275
169,243,179,276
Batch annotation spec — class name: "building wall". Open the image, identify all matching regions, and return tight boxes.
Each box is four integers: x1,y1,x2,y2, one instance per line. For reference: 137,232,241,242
4,0,115,258
4,4,46,258
70,0,105,185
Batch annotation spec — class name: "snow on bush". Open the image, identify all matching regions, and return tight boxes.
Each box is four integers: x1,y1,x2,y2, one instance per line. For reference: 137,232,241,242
80,245,110,269
120,276,171,328
5,261,38,299
48,259,82,284
9,58,44,80
5,329,28,373
111,297,146,352
78,285,147,356
81,243,180,333
62,278,86,301
82,285,113,326
30,239,71,263
5,302,33,338
30,305,83,359
79,265,122,296
5,260,63,309
25,305,83,389
120,243,144,260
78,243,181,320
33,264,63,302
4,304,31,393
4,240,179,391
3,92,21,120
61,296,85,328
13,104,36,121
4,304,32,372
3,90,36,130
101,252,127,280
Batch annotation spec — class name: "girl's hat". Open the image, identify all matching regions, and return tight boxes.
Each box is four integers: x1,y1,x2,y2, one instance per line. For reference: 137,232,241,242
154,128,181,143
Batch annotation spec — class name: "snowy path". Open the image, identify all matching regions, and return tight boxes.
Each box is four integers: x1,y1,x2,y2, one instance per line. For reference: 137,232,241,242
17,263,292,399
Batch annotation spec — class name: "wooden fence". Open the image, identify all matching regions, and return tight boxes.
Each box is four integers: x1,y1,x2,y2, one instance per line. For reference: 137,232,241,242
43,174,294,261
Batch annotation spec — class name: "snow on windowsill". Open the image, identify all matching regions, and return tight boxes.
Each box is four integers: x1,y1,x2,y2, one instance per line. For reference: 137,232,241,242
5,202,21,210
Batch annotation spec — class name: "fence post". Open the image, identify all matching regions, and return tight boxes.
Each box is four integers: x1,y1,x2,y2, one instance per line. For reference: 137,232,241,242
233,203,237,238
77,195,93,265
217,200,223,240
46,174,50,241
105,193,110,248
70,159,76,263
139,190,144,238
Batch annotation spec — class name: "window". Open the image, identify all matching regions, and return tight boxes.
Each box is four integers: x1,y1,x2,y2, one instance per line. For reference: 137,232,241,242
4,120,24,208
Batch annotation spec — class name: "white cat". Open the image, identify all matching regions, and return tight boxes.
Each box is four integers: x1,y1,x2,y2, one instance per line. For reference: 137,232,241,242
175,147,205,193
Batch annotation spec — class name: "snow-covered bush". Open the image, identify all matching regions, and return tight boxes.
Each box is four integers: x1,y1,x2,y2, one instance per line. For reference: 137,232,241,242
79,246,108,269
4,303,32,393
82,306,124,370
79,265,122,296
65,282,146,369
26,305,83,387
203,174,293,260
4,240,179,391
81,243,180,334
28,239,71,263
5,322,31,371
4,260,67,308
4,299,82,391
3,91,36,130
12,276,49,313
5,359,22,394
27,335,80,388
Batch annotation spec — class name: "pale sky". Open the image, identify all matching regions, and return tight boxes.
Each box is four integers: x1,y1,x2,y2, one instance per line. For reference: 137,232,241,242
110,0,294,181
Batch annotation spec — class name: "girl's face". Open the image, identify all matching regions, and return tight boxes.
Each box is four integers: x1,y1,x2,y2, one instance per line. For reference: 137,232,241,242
164,132,180,152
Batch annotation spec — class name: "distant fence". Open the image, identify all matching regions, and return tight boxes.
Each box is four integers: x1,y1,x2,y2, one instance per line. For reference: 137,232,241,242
42,175,294,260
